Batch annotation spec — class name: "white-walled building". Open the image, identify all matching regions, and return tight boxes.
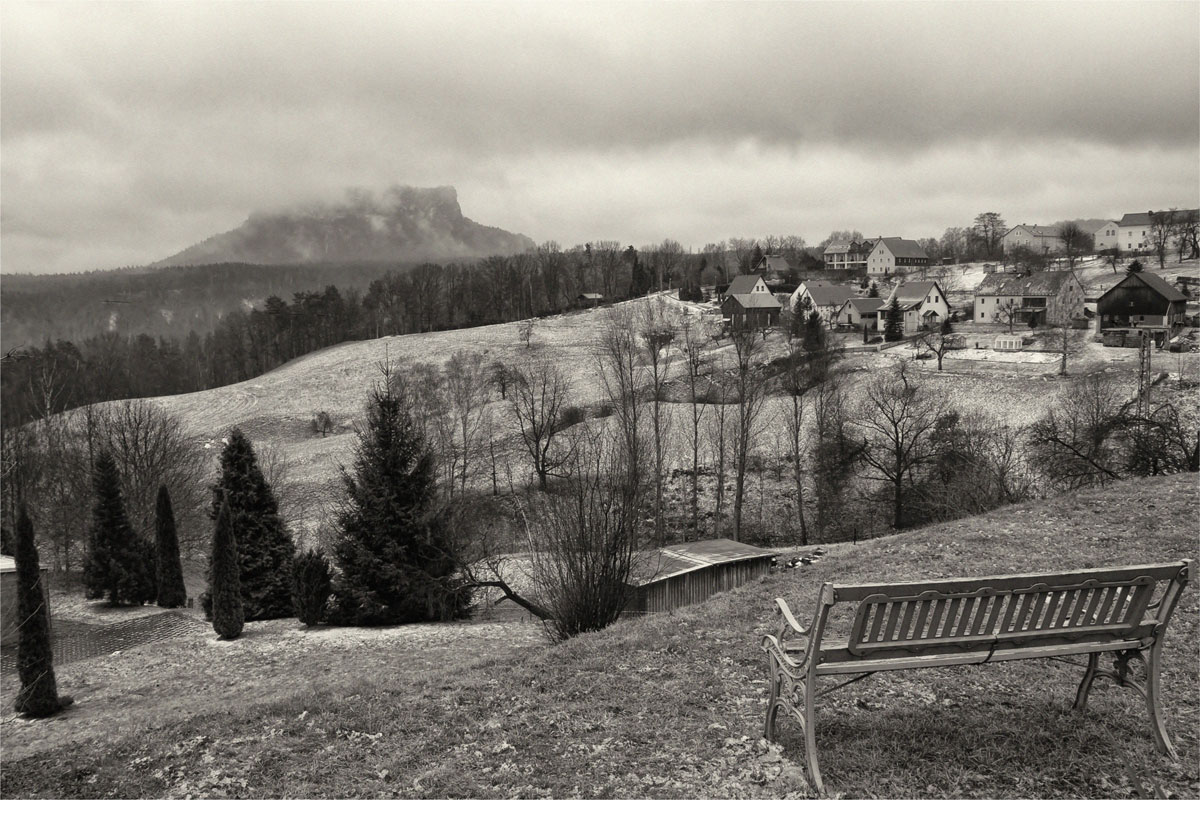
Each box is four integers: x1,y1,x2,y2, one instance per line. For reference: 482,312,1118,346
865,237,929,275
1001,224,1064,255
876,281,950,334
1093,220,1120,251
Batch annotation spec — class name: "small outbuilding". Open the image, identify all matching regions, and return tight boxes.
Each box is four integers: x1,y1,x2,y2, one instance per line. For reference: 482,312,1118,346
628,539,777,615
0,555,51,646
1097,269,1187,345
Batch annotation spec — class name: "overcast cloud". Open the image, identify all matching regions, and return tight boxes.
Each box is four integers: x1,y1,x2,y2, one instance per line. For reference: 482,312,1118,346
2,1,1198,273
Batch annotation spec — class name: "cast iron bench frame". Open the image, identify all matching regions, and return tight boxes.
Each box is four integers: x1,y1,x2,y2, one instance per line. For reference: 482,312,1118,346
761,559,1194,795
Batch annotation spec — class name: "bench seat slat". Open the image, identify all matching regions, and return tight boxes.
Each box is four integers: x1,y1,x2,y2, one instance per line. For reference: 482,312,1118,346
813,634,1159,675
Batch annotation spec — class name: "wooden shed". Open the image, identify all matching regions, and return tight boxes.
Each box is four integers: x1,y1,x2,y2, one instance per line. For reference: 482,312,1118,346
627,539,777,615
0,555,51,646
1097,269,1187,341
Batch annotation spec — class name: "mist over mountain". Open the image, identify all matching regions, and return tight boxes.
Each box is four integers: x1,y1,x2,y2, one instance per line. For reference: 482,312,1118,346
155,186,534,267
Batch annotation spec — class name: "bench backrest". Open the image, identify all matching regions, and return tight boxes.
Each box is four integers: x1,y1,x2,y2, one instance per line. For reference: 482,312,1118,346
827,561,1192,659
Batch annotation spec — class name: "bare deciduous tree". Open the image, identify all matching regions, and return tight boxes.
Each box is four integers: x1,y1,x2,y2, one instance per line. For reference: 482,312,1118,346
1149,208,1177,269
856,362,947,529
730,329,769,540
507,359,574,490
639,298,677,545
678,312,714,538
444,350,491,495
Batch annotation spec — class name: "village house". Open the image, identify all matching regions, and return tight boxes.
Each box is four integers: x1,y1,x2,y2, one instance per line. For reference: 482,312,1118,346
1001,224,1065,256
1093,220,1120,251
721,273,781,332
876,281,950,334
865,237,929,276
1096,269,1187,345
973,270,1085,327
788,280,857,327
834,296,885,328
753,254,793,277
822,240,871,270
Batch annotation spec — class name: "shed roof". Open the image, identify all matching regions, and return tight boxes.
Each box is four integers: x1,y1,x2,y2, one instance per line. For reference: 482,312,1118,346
639,540,777,585
976,270,1077,297
727,274,763,295
756,255,791,272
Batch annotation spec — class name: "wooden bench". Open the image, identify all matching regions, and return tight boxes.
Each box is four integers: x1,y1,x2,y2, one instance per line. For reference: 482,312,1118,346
762,560,1194,795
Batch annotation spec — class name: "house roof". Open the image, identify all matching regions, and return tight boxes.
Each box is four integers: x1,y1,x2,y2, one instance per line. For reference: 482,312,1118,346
824,242,853,255
888,280,940,304
578,292,604,300
842,297,885,313
639,539,777,585
874,237,928,259
1099,270,1188,303
726,291,781,310
976,270,1078,297
799,280,857,306
727,274,763,295
1005,224,1060,239
1118,209,1200,227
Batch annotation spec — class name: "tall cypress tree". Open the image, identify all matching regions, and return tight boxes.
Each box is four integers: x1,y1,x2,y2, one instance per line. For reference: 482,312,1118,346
329,383,470,625
202,429,294,620
884,297,904,342
155,486,188,608
83,451,153,605
14,504,70,717
210,498,244,640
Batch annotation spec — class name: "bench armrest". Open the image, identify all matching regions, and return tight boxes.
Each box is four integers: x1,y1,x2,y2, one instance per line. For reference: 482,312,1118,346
761,633,806,672
776,597,808,639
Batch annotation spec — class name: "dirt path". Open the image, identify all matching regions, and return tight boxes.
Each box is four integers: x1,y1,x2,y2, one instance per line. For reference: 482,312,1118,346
0,617,545,762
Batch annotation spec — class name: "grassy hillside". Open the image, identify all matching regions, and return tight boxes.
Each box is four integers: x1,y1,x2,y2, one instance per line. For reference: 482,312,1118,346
3,474,1196,799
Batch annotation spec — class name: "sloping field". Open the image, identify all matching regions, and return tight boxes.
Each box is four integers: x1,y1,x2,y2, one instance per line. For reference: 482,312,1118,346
2,474,1196,799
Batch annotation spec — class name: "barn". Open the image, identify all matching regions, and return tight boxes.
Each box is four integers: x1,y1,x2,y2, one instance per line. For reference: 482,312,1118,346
1097,269,1187,345
627,539,777,615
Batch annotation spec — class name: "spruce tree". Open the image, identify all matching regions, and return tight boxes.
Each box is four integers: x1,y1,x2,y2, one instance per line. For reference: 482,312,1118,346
202,429,294,620
155,486,188,608
83,451,154,605
884,297,904,342
210,498,244,640
292,550,332,626
329,383,470,625
14,504,70,717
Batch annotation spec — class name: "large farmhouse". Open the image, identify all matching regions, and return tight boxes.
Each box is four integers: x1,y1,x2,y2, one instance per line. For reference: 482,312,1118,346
1096,269,1187,344
866,238,929,276
721,274,781,332
876,281,950,334
789,280,857,326
973,270,1085,327
1001,224,1065,256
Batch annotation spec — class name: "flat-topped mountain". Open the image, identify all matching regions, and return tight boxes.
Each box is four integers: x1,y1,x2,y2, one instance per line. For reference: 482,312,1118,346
155,186,534,267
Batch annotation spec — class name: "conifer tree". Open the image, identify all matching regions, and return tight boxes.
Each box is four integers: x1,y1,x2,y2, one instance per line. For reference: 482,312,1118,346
155,486,188,608
210,498,244,640
202,429,294,620
884,297,904,342
14,504,70,717
83,451,153,605
329,381,470,625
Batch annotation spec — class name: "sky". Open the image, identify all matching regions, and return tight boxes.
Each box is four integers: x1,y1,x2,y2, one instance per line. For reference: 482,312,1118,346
2,1,1198,274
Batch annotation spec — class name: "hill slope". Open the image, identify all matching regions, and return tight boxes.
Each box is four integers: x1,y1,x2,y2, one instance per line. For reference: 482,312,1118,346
155,186,534,267
2,474,1195,798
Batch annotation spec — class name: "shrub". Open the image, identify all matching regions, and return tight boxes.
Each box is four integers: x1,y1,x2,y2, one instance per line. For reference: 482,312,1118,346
292,550,332,626
553,405,588,434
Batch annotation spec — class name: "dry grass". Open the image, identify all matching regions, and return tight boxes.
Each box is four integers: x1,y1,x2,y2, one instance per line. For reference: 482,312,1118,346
2,473,1195,799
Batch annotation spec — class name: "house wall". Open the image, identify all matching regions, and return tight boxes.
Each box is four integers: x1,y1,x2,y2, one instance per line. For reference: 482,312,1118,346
867,244,894,275
1120,223,1152,252
1094,222,1120,251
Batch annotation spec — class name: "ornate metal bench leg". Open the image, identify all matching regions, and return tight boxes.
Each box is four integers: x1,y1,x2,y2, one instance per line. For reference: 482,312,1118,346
1144,640,1178,762
804,675,825,796
764,657,782,741
1074,652,1099,710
